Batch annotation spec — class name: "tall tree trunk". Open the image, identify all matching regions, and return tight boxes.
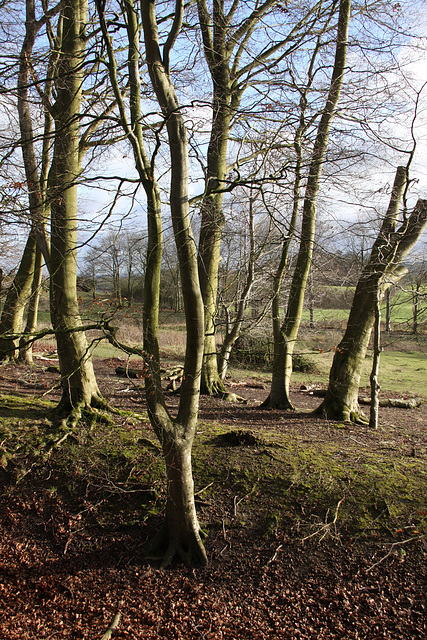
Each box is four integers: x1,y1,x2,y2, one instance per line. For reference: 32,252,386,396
263,0,351,409
197,9,233,396
96,0,205,564
139,0,207,566
49,0,102,417
318,167,427,423
0,0,57,362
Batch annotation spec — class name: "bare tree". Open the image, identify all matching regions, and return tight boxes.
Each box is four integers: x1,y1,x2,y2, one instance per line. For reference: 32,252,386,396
96,0,207,565
262,0,351,409
317,167,427,423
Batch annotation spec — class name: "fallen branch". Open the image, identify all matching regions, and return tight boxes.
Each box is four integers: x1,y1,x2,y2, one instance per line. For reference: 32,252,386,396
366,536,425,573
359,397,422,409
100,612,121,640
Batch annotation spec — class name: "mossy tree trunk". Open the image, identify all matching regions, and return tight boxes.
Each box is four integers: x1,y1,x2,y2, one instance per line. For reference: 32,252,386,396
139,0,207,566
0,232,38,361
318,168,427,423
49,0,102,416
263,0,351,409
0,0,57,362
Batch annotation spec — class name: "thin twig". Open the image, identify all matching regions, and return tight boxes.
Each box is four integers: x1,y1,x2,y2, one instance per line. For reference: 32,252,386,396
267,544,283,565
100,612,121,640
194,482,213,496
366,536,424,573
301,497,345,542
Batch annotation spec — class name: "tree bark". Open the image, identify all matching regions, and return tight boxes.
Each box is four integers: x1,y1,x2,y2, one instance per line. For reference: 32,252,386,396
49,0,102,416
19,244,44,364
263,0,351,409
369,289,381,429
318,170,427,422
0,0,57,362
140,0,207,566
0,231,38,361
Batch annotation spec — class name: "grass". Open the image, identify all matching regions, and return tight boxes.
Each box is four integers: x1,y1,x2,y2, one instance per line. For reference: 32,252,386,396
359,351,427,397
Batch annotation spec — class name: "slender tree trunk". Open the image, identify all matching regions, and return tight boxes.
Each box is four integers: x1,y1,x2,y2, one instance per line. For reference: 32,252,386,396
263,0,351,409
217,196,256,382
412,284,420,334
96,0,205,564
49,0,102,417
19,244,44,364
140,0,207,566
385,287,391,333
369,289,381,429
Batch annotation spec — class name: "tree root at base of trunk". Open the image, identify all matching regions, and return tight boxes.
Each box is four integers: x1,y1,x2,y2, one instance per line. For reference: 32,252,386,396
143,521,208,568
314,403,369,425
52,395,113,430
259,394,295,410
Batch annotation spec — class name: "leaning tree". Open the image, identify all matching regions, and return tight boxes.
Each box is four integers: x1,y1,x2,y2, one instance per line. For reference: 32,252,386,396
317,166,427,423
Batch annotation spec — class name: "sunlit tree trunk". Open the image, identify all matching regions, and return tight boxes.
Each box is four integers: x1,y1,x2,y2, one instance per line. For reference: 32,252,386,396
141,0,206,566
263,0,351,409
49,0,102,416
0,0,56,361
318,167,427,423
19,244,44,364
369,289,381,429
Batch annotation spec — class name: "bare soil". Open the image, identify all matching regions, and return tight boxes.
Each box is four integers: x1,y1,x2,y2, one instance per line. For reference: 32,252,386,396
0,357,426,639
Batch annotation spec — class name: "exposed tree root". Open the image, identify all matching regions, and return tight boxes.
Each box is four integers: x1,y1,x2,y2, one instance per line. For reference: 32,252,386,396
52,394,114,430
143,520,208,568
314,401,369,425
259,394,295,410
200,376,228,397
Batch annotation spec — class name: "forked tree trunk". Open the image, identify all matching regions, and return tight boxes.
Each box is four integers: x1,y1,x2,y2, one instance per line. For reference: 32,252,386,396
97,0,206,566
49,0,102,416
318,168,427,423
263,0,351,409
140,0,207,566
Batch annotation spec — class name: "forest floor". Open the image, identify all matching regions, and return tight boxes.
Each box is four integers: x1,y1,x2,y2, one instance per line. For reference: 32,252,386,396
0,355,426,639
